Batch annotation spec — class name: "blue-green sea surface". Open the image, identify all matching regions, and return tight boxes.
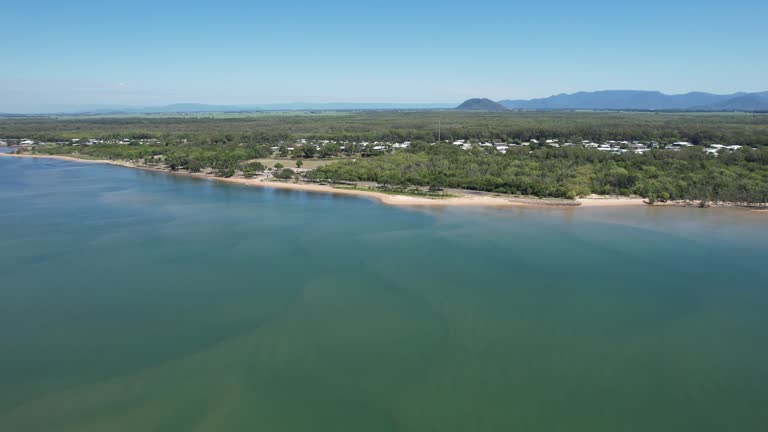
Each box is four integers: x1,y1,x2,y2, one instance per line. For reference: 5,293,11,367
1,156,767,431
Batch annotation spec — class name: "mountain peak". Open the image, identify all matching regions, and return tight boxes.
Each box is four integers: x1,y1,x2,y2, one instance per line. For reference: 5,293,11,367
455,98,507,111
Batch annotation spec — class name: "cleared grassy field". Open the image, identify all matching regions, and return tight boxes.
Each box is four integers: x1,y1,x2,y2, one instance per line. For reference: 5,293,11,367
253,158,340,169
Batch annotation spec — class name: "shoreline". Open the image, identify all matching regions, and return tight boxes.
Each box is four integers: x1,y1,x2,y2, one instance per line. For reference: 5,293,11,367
0,153,530,207
2,152,766,212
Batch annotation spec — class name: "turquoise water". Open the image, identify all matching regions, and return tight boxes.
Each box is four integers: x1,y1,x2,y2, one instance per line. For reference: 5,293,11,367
1,156,768,431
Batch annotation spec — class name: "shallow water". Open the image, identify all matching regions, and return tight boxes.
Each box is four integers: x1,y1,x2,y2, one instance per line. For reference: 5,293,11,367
1,157,767,431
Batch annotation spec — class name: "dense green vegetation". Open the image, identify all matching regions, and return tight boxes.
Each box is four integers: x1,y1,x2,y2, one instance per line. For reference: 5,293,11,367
5,111,768,205
3,111,768,146
309,144,768,205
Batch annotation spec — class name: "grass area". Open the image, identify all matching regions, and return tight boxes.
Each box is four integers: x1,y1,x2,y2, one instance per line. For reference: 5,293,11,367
255,158,340,169
332,184,455,199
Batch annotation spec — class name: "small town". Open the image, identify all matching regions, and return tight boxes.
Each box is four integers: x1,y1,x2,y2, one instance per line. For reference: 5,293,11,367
0,136,750,157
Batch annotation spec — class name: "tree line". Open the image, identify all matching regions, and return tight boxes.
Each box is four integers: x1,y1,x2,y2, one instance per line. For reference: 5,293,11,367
3,111,768,147
308,144,768,205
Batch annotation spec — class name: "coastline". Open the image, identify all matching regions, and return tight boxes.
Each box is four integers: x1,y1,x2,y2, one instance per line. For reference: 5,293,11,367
0,153,528,207
2,152,765,212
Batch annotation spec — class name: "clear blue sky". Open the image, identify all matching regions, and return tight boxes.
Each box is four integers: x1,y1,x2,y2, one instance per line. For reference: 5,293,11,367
3,0,767,111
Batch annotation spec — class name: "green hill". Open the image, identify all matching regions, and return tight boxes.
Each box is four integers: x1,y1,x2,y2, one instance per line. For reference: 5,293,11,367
455,98,507,111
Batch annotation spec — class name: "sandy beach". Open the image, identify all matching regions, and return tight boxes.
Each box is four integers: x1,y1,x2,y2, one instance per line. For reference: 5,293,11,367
577,195,648,207
2,152,764,212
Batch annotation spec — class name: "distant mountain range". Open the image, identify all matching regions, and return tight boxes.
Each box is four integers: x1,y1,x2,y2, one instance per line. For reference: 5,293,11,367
493,90,768,111
9,102,455,115
113,102,455,114
6,90,768,115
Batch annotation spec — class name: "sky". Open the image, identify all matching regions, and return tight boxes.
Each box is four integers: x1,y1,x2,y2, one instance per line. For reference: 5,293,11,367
2,0,767,112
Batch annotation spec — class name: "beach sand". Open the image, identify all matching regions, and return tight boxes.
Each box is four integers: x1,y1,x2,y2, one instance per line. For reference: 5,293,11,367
577,195,647,207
